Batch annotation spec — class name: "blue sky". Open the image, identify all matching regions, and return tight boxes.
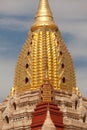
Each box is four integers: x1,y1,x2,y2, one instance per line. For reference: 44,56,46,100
0,0,87,101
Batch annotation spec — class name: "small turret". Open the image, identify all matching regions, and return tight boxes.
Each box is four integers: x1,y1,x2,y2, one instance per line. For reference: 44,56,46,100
42,110,56,130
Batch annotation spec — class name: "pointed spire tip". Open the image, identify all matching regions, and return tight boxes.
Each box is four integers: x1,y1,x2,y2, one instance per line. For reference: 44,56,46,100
31,0,58,31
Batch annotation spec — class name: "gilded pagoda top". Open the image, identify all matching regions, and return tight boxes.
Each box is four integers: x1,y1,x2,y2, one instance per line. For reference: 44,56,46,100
31,0,58,31
10,0,81,98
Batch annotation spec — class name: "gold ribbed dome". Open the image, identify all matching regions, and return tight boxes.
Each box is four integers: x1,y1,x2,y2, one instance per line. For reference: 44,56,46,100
11,0,79,96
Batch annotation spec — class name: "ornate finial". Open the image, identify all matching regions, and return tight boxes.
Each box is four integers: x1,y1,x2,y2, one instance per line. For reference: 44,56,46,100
31,0,58,31
35,0,53,19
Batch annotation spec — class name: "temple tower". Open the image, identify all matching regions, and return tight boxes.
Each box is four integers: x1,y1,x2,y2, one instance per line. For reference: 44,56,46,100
0,0,87,130
13,0,78,96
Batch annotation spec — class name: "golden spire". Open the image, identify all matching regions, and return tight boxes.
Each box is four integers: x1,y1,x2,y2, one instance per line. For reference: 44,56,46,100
13,0,78,96
31,0,58,31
